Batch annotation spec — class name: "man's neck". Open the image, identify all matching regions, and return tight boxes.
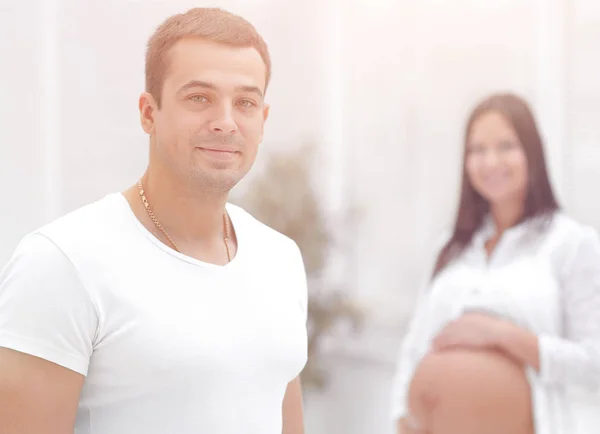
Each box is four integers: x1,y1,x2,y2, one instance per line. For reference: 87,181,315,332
124,169,230,250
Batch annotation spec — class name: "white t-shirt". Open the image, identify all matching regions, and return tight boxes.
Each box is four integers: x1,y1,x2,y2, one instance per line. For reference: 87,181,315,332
0,193,308,434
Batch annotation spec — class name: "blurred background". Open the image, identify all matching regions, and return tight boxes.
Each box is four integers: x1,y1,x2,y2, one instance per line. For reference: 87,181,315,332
1,0,600,433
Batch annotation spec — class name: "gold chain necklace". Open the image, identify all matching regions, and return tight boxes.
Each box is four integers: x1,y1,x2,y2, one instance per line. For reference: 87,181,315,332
137,179,232,263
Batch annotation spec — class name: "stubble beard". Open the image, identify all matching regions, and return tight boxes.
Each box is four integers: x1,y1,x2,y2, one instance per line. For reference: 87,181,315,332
187,133,250,194
186,166,242,194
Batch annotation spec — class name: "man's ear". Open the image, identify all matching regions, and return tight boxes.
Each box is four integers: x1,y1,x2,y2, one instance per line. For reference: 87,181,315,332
260,103,270,138
139,92,158,135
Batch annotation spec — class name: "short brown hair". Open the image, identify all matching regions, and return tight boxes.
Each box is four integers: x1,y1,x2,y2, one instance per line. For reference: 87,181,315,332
145,8,271,108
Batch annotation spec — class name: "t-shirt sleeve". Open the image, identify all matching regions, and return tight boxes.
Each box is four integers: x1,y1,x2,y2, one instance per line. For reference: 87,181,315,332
0,232,98,376
289,240,308,324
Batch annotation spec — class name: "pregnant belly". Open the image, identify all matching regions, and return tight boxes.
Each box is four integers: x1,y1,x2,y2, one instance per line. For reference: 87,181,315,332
407,348,534,434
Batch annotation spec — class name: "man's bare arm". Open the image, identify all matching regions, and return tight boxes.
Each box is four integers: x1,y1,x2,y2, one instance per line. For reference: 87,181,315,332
282,376,304,434
0,348,84,434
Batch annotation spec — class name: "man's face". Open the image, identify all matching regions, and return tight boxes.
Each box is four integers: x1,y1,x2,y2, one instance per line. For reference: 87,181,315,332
141,37,269,192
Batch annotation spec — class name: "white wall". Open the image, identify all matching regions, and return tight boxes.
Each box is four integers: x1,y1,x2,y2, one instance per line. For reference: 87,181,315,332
569,0,600,226
1,1,600,433
0,1,48,264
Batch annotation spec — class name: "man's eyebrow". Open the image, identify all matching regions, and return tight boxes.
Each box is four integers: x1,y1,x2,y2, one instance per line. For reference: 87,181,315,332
235,85,263,98
177,80,216,94
176,81,264,99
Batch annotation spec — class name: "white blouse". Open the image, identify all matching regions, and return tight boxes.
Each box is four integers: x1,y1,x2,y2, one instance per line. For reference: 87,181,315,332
390,212,600,434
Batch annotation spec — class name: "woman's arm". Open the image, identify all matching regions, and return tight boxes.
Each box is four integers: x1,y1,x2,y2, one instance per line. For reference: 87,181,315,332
434,226,600,391
533,226,600,389
494,323,540,371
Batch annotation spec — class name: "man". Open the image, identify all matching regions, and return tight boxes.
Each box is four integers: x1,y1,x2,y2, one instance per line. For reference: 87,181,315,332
0,7,307,434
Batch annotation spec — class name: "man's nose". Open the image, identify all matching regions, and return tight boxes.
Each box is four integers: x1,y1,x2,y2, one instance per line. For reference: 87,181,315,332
209,105,237,135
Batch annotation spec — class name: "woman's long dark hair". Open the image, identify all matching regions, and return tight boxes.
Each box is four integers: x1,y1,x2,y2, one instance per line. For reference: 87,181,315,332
431,93,560,278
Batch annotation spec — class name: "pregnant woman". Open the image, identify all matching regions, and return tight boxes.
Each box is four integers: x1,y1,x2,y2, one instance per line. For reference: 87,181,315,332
391,93,600,434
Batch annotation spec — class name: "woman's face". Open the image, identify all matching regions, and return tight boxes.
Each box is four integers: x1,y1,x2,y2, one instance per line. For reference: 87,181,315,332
465,111,528,207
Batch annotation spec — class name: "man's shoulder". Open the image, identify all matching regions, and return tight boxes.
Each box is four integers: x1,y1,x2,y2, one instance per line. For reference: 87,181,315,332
3,194,124,283
33,193,125,250
227,203,300,254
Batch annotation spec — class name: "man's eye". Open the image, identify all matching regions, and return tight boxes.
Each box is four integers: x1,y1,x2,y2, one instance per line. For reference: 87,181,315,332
238,99,256,108
190,95,208,103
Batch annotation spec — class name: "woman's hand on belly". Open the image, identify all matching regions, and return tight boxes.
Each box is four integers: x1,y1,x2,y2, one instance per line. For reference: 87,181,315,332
432,312,541,372
432,312,511,353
